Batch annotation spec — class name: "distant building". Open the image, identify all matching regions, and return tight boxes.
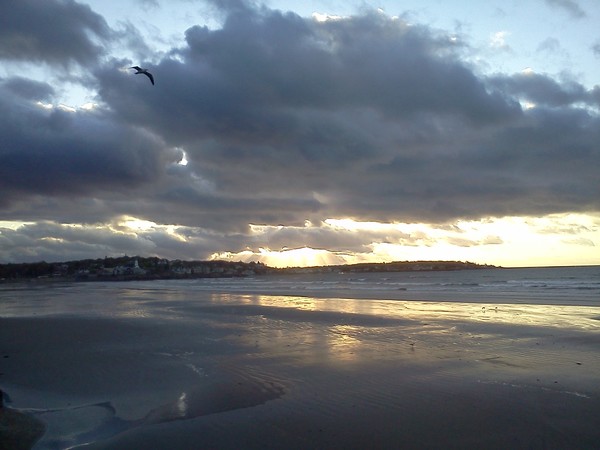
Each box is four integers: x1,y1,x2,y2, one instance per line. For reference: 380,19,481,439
100,258,146,276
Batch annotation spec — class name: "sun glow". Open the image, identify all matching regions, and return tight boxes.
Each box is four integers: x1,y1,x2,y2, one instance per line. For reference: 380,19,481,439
176,148,189,166
261,247,336,267
119,217,157,231
2,213,597,267
0,221,34,230
213,247,348,268
312,12,345,22
224,214,599,268
114,216,188,242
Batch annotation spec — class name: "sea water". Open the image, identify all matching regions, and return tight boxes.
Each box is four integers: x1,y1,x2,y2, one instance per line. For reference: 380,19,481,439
156,265,600,306
1,266,599,316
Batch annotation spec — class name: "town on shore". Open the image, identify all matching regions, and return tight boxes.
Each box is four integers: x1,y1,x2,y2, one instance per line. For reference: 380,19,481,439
0,256,496,283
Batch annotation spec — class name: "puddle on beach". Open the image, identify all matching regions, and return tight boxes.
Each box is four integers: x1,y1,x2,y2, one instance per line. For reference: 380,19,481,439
19,374,285,449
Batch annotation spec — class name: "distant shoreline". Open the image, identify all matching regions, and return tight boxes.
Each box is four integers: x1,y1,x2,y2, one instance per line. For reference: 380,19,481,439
0,258,497,284
2,258,600,285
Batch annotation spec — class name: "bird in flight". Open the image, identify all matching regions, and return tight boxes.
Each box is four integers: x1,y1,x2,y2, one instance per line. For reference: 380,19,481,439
130,66,154,85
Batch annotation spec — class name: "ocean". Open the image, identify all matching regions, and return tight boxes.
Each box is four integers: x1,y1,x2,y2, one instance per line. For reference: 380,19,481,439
180,265,600,305
1,266,599,319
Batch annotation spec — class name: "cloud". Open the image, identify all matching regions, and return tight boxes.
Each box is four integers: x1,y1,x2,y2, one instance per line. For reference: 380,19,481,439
1,2,599,263
0,78,171,210
0,217,505,264
0,221,158,262
537,38,561,54
98,9,518,139
2,76,56,101
0,0,111,66
87,8,537,230
112,22,156,61
489,31,511,51
489,71,592,107
544,0,586,18
136,0,160,9
561,237,595,247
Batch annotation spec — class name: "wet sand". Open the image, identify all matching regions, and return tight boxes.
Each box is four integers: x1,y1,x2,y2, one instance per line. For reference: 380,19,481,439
1,285,599,449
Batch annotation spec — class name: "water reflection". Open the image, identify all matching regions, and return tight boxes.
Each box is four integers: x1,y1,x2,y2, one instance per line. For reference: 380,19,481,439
3,283,598,371
4,281,600,449
204,292,600,367
176,392,187,418
212,293,600,332
327,325,362,362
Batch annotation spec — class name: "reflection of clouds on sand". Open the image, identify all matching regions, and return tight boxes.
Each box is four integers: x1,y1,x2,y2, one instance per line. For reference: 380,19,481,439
176,392,188,418
205,293,600,399
204,292,600,371
212,292,600,332
327,325,362,363
219,294,409,366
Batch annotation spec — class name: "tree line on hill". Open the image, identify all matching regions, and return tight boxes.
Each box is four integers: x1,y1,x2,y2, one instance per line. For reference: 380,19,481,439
0,256,268,281
0,256,495,282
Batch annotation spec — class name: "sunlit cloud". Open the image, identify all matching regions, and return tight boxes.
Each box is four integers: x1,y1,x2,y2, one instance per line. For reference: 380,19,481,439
208,214,599,267
177,149,189,166
562,237,595,247
80,102,98,111
0,221,34,230
34,100,99,112
490,31,510,49
212,246,348,268
36,101,54,110
119,216,158,232
312,12,345,22
58,104,77,113
1,213,598,266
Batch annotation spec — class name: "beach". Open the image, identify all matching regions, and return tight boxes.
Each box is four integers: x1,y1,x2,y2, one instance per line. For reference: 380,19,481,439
1,269,600,449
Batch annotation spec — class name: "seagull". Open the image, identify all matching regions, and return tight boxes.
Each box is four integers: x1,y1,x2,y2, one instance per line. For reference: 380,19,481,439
130,66,154,85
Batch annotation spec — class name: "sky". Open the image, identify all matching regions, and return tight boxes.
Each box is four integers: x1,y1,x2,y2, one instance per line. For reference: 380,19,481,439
1,0,599,268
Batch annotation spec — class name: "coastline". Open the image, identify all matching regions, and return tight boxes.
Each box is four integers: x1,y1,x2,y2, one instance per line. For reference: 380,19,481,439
0,259,497,285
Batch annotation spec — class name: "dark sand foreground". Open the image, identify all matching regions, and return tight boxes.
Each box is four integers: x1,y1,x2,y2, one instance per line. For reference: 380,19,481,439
1,285,599,449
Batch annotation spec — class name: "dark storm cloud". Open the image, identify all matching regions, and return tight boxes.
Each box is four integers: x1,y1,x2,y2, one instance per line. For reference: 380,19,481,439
2,2,599,263
98,8,519,140
2,77,56,101
489,72,592,107
353,109,600,220
0,78,169,207
0,0,111,66
88,5,599,231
